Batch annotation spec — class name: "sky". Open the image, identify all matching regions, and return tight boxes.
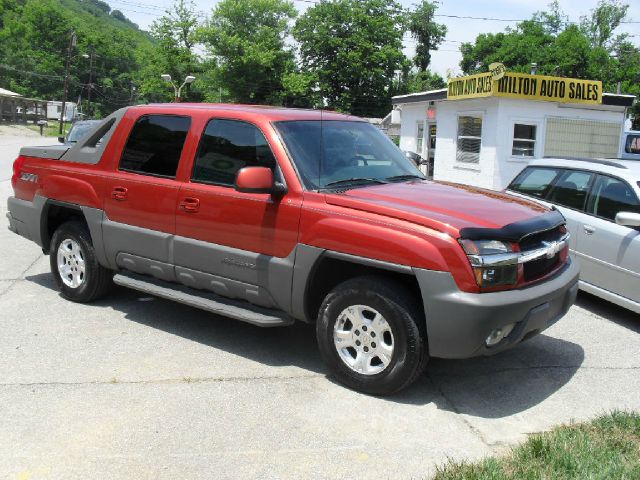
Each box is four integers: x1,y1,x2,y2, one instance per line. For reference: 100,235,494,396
108,0,640,77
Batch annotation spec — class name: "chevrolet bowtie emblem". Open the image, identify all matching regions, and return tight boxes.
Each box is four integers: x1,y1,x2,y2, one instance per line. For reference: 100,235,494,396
542,240,562,259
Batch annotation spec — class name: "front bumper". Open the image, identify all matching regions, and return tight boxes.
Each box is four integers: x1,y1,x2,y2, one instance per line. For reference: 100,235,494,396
414,258,579,359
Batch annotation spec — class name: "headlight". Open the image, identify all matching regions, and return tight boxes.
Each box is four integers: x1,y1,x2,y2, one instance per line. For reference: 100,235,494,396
459,239,518,288
459,239,512,256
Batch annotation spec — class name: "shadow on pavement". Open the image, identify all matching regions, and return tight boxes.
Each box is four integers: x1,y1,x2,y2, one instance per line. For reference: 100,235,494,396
391,334,584,418
575,291,640,333
25,272,325,375
27,272,584,417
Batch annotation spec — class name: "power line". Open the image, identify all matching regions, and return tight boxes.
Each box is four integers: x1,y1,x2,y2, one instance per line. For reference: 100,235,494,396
0,64,65,80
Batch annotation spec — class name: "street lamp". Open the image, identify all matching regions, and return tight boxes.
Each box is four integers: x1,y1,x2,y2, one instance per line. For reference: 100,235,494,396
161,74,196,102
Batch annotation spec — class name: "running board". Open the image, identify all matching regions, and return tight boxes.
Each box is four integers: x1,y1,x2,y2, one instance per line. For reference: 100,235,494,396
113,272,294,327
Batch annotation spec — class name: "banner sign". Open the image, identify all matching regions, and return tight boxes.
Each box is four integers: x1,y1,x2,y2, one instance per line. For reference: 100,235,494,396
447,70,602,105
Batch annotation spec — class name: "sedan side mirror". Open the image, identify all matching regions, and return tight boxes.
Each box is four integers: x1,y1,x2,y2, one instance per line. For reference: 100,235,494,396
235,166,285,195
58,136,66,144
615,211,640,228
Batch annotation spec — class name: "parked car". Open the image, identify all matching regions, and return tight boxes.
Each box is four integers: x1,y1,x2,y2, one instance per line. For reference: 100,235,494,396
621,131,640,161
8,104,578,395
58,119,102,145
507,158,640,314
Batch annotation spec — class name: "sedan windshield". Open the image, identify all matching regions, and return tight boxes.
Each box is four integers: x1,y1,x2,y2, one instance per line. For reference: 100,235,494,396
67,121,101,143
274,120,424,190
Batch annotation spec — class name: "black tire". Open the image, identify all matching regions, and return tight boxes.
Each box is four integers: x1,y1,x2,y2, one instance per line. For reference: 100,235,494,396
316,276,428,396
50,220,112,302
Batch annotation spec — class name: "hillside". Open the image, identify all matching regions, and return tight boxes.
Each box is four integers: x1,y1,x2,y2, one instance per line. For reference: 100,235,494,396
0,0,153,115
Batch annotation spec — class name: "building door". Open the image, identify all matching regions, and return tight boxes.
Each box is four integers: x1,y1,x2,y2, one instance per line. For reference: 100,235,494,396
426,123,437,178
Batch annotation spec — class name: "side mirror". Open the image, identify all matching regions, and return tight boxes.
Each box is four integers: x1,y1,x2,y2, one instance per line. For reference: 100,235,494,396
615,211,640,228
58,136,65,144
235,166,285,195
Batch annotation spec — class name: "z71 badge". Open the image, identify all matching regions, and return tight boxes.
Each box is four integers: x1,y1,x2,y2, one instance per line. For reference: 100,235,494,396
20,172,38,183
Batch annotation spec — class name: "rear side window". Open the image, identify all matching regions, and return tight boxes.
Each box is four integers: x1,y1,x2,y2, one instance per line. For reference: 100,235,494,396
119,115,191,178
547,170,594,211
191,119,276,186
588,175,640,221
626,135,640,155
508,167,562,198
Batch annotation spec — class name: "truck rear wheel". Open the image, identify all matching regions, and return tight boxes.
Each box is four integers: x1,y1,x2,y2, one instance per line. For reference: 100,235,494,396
316,276,428,395
50,221,112,302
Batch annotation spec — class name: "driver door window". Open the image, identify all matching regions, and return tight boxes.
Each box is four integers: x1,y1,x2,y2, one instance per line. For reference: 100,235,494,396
191,119,276,187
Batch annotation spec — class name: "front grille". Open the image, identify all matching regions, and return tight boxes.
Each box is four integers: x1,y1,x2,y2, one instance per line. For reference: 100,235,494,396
523,253,560,281
520,225,564,282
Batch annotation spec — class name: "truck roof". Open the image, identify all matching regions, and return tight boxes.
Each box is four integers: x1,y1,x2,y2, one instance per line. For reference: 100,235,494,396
132,103,363,122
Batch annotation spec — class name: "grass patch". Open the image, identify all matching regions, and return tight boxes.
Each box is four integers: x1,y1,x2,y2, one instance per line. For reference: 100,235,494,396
435,411,640,480
25,123,67,137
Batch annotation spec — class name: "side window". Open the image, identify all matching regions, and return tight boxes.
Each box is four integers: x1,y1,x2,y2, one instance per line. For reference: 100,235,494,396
548,170,594,211
588,175,640,221
508,167,561,199
119,115,191,178
512,123,537,157
625,135,640,154
192,119,276,186
456,116,482,163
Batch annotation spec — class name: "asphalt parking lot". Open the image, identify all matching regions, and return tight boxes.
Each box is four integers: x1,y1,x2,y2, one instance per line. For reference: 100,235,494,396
1,130,639,480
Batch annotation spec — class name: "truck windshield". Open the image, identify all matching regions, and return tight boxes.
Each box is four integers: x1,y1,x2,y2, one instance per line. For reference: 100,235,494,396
274,120,424,190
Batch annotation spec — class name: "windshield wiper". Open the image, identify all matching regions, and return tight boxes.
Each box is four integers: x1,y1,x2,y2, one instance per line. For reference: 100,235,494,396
323,178,389,189
386,174,425,182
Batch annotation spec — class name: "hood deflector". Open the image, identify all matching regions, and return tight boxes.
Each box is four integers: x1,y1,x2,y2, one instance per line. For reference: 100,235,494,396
458,209,565,243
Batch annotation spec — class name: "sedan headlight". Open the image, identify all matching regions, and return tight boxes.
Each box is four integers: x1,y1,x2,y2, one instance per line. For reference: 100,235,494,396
459,239,518,288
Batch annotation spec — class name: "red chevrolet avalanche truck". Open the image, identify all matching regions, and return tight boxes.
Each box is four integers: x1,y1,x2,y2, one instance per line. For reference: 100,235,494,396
8,104,579,395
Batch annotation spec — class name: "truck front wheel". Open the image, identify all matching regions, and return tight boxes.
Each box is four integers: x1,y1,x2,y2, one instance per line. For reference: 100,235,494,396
316,276,428,395
50,221,112,302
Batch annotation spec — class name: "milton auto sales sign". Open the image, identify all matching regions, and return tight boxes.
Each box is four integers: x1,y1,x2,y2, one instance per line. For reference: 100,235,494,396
447,67,602,105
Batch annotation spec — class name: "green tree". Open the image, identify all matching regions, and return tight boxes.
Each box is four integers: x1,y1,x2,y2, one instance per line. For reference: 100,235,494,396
293,0,408,117
138,0,203,103
393,70,446,96
198,0,296,104
407,1,447,72
580,0,629,49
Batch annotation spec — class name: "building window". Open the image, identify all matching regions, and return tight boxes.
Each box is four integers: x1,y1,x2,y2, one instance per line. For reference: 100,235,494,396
416,122,425,155
544,118,619,158
456,116,482,163
512,123,537,157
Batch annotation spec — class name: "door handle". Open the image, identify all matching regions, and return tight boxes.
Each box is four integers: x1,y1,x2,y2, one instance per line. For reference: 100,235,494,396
583,224,596,235
111,186,128,201
179,197,200,213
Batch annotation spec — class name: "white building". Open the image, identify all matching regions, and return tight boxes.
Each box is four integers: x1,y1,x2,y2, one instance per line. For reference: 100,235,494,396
392,71,635,190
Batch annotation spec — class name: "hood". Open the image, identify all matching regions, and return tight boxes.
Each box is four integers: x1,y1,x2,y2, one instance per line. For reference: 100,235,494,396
324,180,550,236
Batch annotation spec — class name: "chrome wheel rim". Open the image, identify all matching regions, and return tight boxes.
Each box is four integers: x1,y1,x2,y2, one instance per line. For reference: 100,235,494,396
56,238,86,288
333,305,395,376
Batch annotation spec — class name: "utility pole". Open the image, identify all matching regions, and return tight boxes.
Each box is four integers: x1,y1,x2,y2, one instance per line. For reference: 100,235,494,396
86,45,94,118
129,82,137,105
59,30,76,135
